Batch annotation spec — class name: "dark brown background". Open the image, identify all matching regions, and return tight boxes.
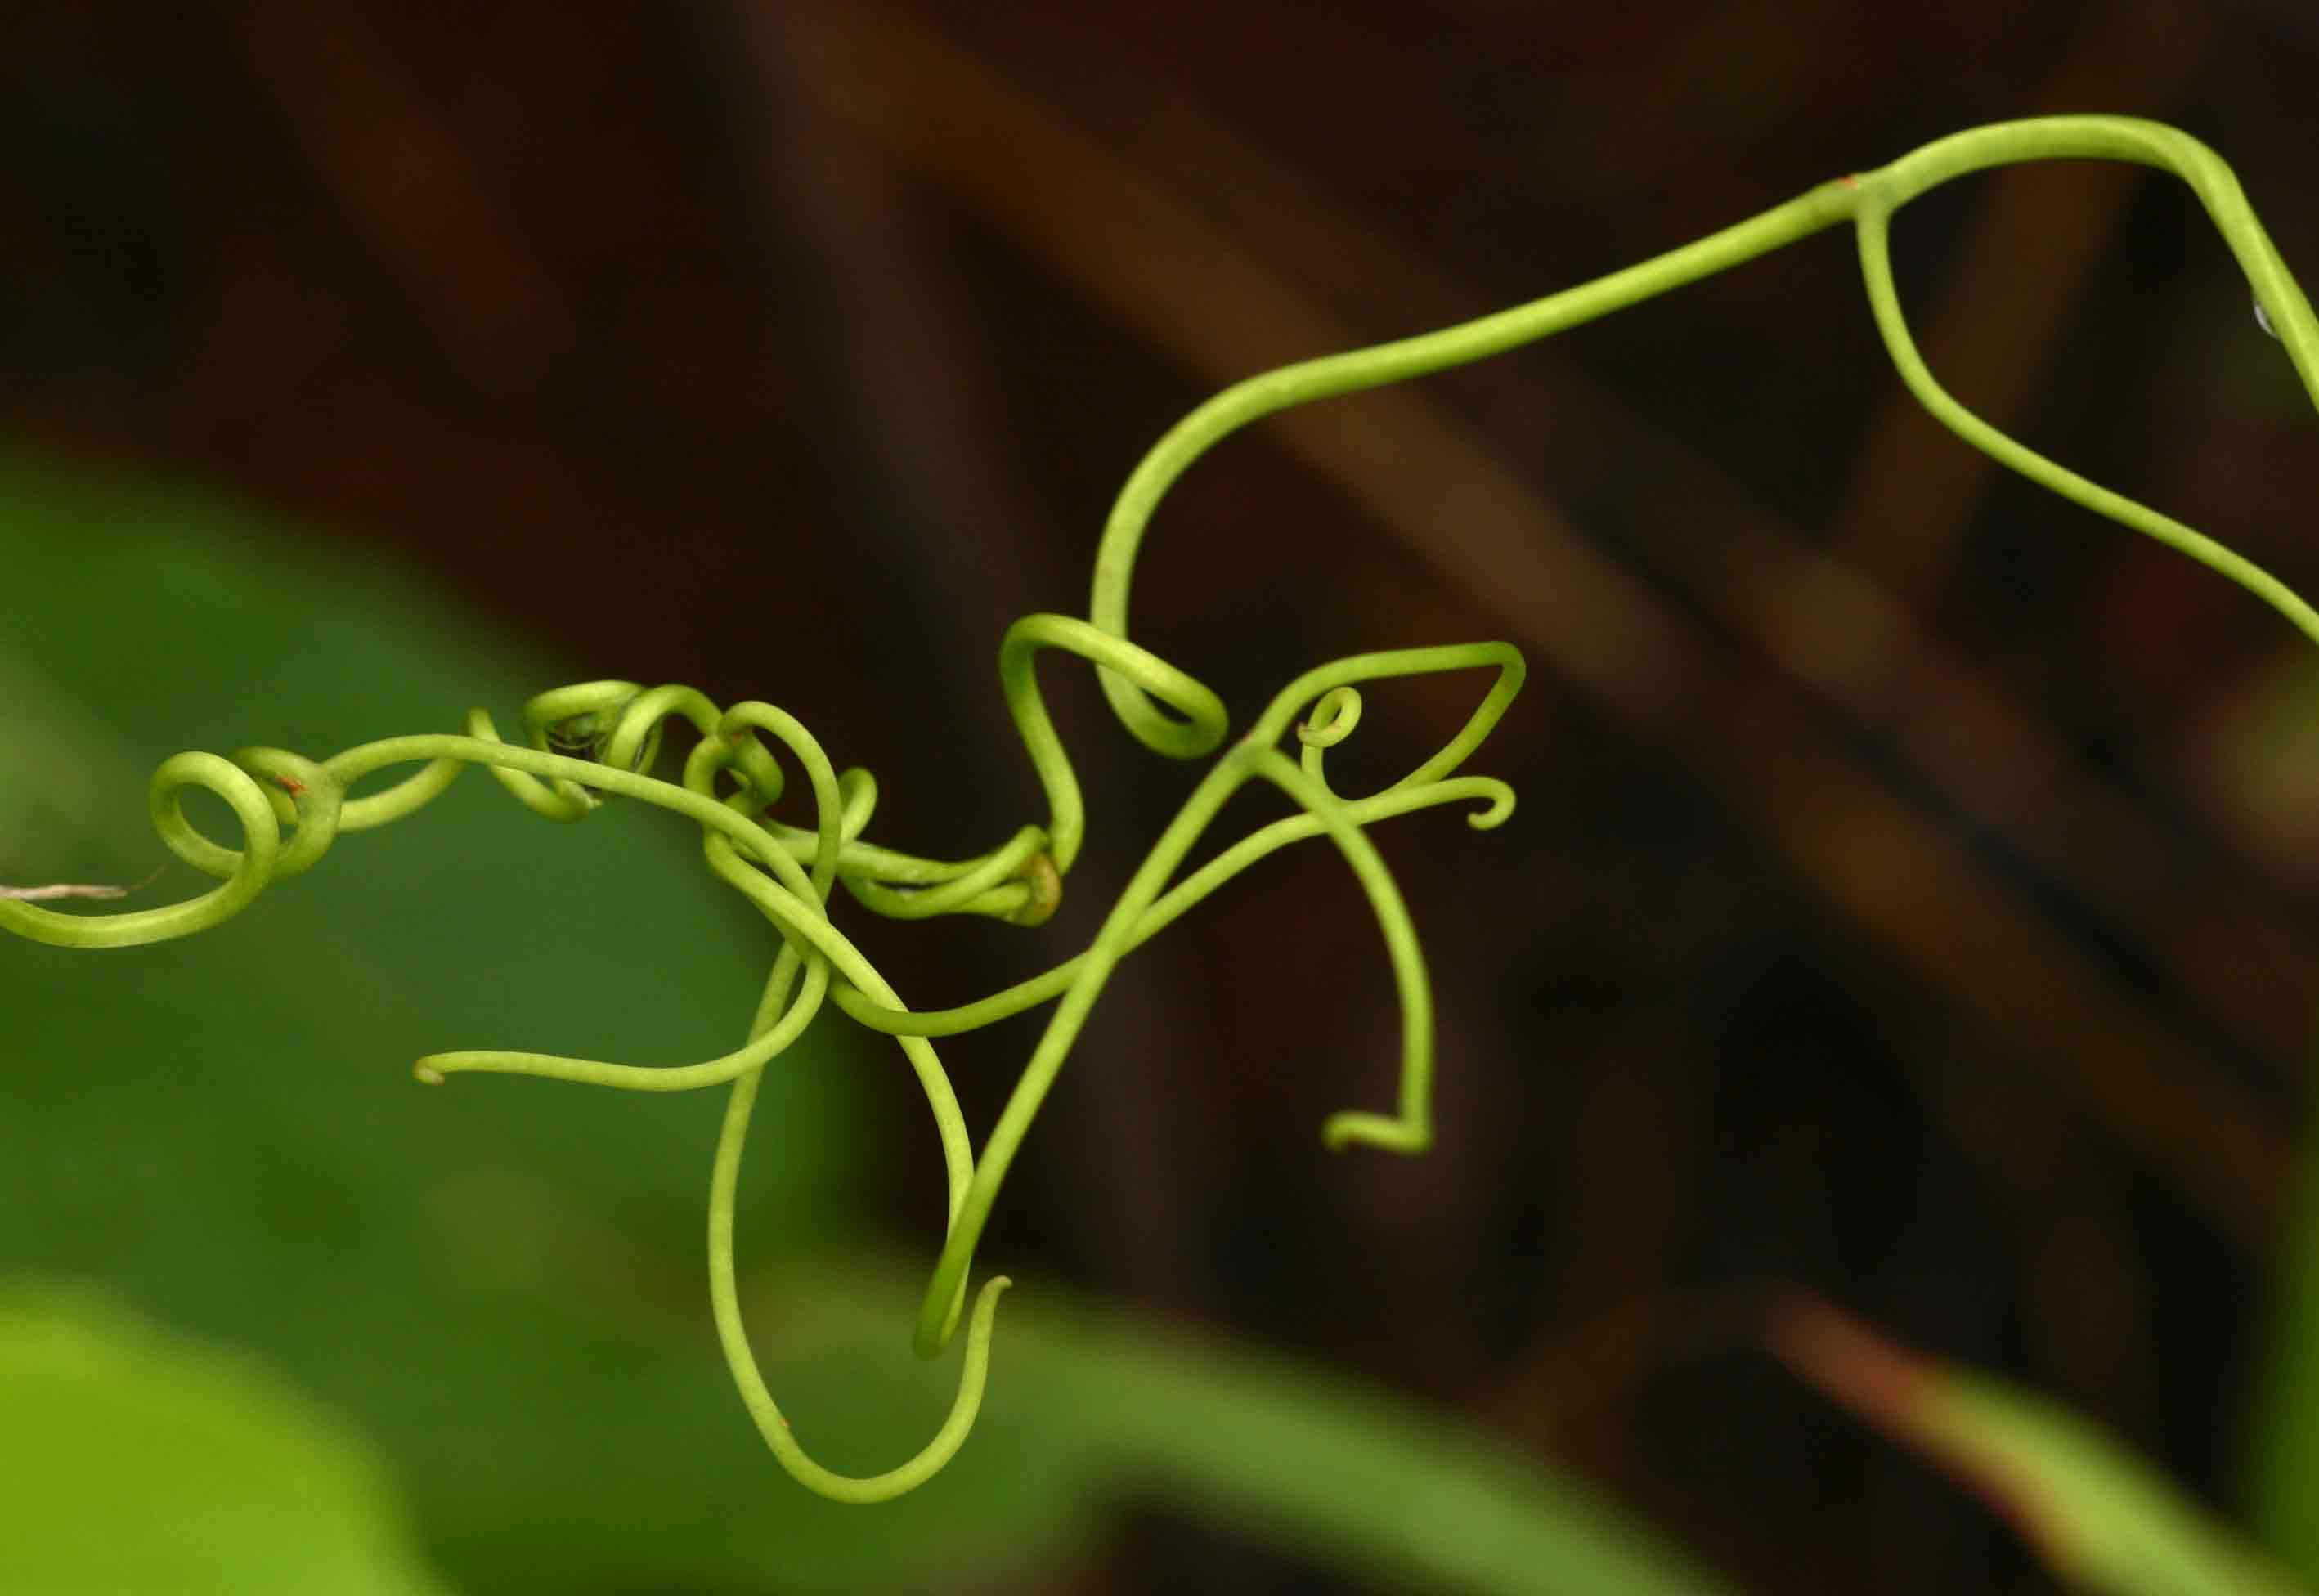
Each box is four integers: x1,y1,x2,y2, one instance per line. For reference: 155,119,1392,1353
6,2,2317,1589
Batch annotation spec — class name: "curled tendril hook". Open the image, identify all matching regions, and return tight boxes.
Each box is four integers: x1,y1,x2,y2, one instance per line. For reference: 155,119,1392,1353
11,115,2313,1503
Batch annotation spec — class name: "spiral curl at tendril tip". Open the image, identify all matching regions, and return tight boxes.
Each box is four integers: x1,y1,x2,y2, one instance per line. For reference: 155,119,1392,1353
7,117,2315,1501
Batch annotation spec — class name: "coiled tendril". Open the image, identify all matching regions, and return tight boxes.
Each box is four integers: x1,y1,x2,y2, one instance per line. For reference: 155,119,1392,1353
1,602,1523,1501
7,116,2315,1501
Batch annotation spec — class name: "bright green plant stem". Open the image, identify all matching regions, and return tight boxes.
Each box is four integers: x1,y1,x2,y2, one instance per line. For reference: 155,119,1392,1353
1092,117,2317,755
7,115,2313,1514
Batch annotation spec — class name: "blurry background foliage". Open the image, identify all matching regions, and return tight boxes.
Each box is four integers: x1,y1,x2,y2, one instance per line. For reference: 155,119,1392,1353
2,2,2319,1592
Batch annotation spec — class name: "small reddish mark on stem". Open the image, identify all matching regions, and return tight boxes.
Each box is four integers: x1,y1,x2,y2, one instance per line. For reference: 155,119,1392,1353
1764,1289,1929,1419
276,775,306,796
1838,173,1859,189
1765,1289,2061,1559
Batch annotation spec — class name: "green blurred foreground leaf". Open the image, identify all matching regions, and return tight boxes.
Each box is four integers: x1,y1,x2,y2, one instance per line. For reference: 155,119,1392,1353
0,1288,451,1596
1027,1282,1736,1594
741,1253,1740,1595
0,452,1724,1590
2251,1143,2319,1582
1771,1295,2309,1596
0,1252,1731,1596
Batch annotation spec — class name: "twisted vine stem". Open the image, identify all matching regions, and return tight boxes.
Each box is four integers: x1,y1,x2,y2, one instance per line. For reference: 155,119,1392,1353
7,117,2313,1503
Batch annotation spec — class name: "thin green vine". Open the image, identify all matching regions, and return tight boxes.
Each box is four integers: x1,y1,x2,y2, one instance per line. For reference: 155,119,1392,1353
6,116,2312,1504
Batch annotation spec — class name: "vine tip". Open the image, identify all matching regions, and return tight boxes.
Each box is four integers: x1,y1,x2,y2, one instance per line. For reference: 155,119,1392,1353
1465,785,1517,830
1320,1110,1430,1155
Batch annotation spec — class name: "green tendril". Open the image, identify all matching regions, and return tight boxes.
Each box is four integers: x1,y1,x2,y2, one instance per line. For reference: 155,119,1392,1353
10,116,2312,1501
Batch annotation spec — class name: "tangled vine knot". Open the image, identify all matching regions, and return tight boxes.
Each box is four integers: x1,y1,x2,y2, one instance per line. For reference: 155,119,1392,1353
2,597,1523,1500
7,115,2317,1503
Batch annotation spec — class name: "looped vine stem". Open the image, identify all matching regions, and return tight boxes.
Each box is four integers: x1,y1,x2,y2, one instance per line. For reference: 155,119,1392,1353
0,639,1523,1496
7,115,2314,1502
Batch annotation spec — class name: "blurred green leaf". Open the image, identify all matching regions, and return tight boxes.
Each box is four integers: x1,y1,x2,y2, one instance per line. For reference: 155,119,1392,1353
0,1285,451,1596
1023,1278,1734,1593
2249,1142,2319,1579
697,1253,1743,1596
1773,1295,2309,1595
